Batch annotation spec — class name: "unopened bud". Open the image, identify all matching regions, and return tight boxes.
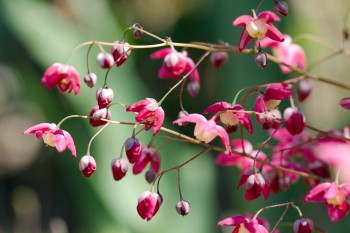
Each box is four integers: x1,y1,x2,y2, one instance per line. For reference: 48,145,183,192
133,23,143,39
145,168,157,183
89,106,112,127
175,200,190,216
79,155,96,177
255,50,268,68
124,136,141,163
97,52,114,69
298,78,313,102
111,40,131,67
187,81,200,97
84,72,97,88
96,87,114,108
210,52,228,68
274,1,289,16
111,157,129,181
293,218,314,233
283,107,306,135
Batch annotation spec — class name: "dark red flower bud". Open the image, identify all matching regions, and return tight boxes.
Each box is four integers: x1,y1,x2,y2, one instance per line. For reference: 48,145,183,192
274,1,289,16
133,23,143,39
255,50,268,68
137,191,162,221
175,200,190,216
111,157,129,181
245,173,268,201
298,79,313,102
84,72,97,88
111,40,131,67
89,106,112,127
124,136,141,163
187,81,200,97
283,107,306,135
97,52,115,69
293,218,314,233
96,87,114,108
79,155,96,177
145,168,157,183
210,52,228,68
308,161,330,178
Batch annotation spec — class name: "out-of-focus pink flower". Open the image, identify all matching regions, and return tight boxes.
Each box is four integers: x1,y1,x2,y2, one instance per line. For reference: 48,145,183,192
132,144,160,175
283,107,306,136
79,155,96,177
41,63,80,95
305,182,350,221
340,97,350,110
293,218,314,233
233,11,284,51
173,113,232,154
150,48,200,83
256,83,294,112
137,191,162,221
24,123,76,158
111,40,131,67
203,102,253,135
260,35,306,73
218,215,269,233
126,98,165,136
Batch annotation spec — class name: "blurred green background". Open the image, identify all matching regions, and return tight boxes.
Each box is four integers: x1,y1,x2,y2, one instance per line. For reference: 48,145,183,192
1,0,350,232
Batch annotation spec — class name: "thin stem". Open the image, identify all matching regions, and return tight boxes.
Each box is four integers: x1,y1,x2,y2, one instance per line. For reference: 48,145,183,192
86,42,95,73
103,67,113,87
254,127,279,172
253,202,293,219
86,122,111,155
270,204,290,233
177,168,183,200
308,50,343,70
56,115,88,129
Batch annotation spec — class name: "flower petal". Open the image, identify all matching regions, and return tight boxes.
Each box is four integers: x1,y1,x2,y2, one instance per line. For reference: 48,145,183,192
217,216,246,226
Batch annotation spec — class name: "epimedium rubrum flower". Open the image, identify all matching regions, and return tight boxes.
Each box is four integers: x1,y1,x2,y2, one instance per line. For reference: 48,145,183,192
137,191,162,221
304,182,350,221
126,98,165,136
283,107,306,136
41,63,80,95
79,155,96,177
203,102,253,135
218,215,269,233
233,10,284,51
24,123,76,158
132,144,160,175
173,113,232,154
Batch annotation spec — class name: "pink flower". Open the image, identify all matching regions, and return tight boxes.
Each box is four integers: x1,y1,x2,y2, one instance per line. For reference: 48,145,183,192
260,35,306,73
283,107,306,135
218,215,269,233
203,102,253,134
41,63,80,95
126,98,165,136
233,11,284,51
305,182,350,221
132,144,160,175
24,123,76,158
173,113,232,154
150,48,200,83
137,191,162,221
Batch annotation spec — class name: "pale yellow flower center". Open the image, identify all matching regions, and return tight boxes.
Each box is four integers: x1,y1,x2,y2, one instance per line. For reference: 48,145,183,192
194,123,216,143
220,112,239,126
238,223,250,233
327,193,345,206
246,19,267,39
265,99,281,110
42,133,55,147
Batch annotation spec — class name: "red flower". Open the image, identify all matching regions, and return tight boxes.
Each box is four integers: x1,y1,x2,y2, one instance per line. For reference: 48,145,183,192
24,123,76,158
137,191,162,221
41,63,80,95
233,11,284,51
79,155,96,177
132,144,160,175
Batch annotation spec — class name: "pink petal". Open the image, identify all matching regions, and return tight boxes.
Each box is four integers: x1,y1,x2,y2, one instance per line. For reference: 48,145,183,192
53,130,67,153
152,107,165,136
184,57,200,84
305,182,332,203
327,200,348,222
340,97,350,110
203,102,231,114
215,125,232,154
150,48,172,59
233,15,253,26
173,113,207,125
126,99,151,112
232,105,253,135
259,37,280,48
265,24,284,42
217,216,246,226
63,130,77,158
24,123,55,137
238,30,253,51
133,148,151,174
216,153,240,166
258,11,281,23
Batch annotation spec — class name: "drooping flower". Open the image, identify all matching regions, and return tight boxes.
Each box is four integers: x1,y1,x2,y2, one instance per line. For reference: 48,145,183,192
89,106,112,127
124,136,141,164
283,107,306,135
126,98,165,136
304,181,350,221
175,200,191,216
218,215,269,233
111,157,129,181
41,63,80,95
111,40,131,67
79,155,96,177
260,35,306,73
24,123,76,158
293,218,314,233
173,113,232,154
233,11,284,51
137,191,162,221
132,144,160,175
203,102,253,134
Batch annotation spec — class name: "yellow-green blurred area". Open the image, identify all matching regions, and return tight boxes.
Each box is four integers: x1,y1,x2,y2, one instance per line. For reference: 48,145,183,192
1,0,350,232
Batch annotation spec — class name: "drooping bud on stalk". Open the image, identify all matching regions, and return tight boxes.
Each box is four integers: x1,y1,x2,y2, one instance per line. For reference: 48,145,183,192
245,173,268,201
145,168,157,183
79,155,96,177
89,106,112,127
293,218,314,233
97,52,115,69
187,81,200,97
176,200,191,216
298,78,313,102
255,50,268,68
111,157,129,181
133,23,143,39
124,136,141,163
283,107,306,135
274,1,289,16
210,52,228,68
137,191,163,221
84,72,97,88
96,87,114,108
111,40,131,67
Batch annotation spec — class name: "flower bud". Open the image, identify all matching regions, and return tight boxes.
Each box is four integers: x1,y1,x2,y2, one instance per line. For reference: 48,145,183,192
283,107,306,135
245,173,267,201
298,79,313,102
145,168,157,183
124,136,141,163
97,52,115,69
96,87,114,108
308,161,330,178
111,40,131,67
293,218,314,233
137,191,162,221
79,155,96,177
176,200,190,216
111,157,129,181
255,50,268,68
210,52,228,68
89,106,112,127
274,1,289,16
187,81,200,97
133,23,143,39
84,72,97,88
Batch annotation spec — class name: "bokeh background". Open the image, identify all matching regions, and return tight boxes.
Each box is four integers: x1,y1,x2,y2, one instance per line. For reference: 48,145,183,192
1,0,350,232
